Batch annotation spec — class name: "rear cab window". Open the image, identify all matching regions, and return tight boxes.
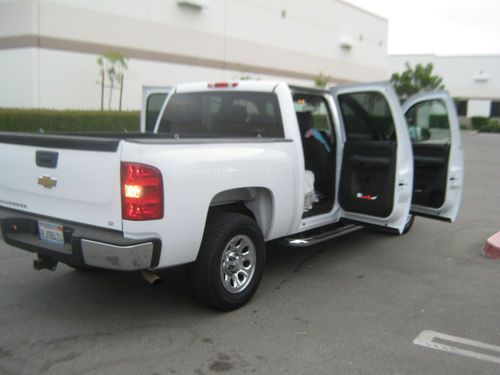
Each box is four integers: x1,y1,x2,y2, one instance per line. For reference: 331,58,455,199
157,91,284,138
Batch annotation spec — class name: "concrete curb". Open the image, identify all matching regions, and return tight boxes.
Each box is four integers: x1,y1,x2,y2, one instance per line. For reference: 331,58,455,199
483,231,500,259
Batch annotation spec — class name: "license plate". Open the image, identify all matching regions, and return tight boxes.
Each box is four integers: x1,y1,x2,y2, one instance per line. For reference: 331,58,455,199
38,220,65,246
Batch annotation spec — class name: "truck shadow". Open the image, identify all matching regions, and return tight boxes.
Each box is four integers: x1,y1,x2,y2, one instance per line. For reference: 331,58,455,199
7,226,398,322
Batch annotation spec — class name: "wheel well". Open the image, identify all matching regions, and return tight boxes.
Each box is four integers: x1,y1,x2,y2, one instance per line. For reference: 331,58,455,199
209,187,274,239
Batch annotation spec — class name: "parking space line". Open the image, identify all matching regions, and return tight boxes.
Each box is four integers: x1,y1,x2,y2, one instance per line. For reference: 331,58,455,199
413,330,500,365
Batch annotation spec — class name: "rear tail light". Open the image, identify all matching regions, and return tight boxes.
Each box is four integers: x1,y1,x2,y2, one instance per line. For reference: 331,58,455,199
121,162,164,221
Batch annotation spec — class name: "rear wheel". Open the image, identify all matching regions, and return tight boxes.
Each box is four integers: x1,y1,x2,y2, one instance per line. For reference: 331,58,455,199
189,213,266,311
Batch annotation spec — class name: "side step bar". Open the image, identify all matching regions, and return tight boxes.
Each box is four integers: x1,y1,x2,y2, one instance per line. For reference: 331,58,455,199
280,224,363,248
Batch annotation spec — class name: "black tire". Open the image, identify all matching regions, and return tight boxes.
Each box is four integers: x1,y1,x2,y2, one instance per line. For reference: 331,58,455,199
401,214,415,235
189,213,266,311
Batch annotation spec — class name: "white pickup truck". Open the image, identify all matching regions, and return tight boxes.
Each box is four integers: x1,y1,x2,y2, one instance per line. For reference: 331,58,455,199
0,81,463,310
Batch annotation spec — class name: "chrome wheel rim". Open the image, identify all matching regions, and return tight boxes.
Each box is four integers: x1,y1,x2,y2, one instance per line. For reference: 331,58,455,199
220,234,257,294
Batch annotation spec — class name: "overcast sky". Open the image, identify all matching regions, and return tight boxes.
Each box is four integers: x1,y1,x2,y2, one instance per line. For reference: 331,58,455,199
344,0,500,55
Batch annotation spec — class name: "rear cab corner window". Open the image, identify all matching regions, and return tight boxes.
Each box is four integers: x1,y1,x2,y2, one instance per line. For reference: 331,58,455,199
146,93,168,132
157,91,284,138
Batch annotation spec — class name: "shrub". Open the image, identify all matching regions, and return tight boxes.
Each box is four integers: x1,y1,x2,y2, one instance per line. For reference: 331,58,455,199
471,116,489,130
479,120,500,133
0,108,140,133
429,114,448,129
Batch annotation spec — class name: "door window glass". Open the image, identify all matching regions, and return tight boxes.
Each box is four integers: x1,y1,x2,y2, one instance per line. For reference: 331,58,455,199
338,92,395,141
405,99,450,143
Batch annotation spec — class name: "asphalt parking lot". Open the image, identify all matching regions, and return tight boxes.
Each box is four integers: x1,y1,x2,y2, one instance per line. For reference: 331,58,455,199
1,132,499,375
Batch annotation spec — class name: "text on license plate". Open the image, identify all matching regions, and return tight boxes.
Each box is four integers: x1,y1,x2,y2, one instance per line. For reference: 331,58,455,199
38,220,64,246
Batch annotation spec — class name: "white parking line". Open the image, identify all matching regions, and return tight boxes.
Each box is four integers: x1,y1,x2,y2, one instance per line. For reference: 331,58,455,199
414,330,500,365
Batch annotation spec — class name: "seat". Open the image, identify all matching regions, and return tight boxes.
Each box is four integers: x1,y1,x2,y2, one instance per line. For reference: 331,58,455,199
296,112,332,201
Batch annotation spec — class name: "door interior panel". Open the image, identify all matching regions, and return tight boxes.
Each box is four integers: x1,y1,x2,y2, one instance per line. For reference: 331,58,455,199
412,143,450,208
339,141,396,217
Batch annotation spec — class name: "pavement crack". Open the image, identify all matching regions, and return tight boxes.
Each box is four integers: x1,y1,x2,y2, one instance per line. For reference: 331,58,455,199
293,248,326,273
274,248,326,290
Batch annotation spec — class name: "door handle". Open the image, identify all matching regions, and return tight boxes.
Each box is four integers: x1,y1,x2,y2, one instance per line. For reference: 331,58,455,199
36,151,59,168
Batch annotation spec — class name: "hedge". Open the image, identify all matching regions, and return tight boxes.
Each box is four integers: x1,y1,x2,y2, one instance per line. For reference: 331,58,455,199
429,114,448,129
0,108,140,133
479,120,500,133
471,116,489,130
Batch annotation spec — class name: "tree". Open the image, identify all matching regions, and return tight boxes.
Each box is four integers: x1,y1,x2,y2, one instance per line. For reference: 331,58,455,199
97,51,128,110
314,72,331,89
390,62,444,102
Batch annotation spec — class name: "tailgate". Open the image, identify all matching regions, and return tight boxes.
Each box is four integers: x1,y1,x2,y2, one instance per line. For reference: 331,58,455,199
0,134,123,231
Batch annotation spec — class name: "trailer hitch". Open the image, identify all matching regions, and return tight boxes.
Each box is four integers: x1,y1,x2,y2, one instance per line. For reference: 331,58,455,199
33,255,58,271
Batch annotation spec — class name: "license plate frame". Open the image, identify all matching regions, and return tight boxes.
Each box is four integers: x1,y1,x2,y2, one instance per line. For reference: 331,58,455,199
38,220,65,246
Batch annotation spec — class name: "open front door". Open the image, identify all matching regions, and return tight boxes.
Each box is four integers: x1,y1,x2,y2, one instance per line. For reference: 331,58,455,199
403,92,463,222
332,83,413,234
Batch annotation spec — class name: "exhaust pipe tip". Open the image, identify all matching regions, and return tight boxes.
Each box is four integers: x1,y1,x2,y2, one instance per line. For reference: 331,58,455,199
141,270,161,286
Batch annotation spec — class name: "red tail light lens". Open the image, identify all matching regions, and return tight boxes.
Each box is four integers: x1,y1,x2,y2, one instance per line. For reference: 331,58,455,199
121,162,164,221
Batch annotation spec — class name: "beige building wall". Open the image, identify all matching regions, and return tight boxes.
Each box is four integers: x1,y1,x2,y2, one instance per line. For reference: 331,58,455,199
389,54,500,117
0,0,389,109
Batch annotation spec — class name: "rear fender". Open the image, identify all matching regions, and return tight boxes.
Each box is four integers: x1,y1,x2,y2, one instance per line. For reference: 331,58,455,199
209,187,274,239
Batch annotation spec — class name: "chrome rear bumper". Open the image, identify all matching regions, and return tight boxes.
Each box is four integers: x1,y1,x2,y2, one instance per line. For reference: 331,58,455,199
0,206,161,271
81,239,155,271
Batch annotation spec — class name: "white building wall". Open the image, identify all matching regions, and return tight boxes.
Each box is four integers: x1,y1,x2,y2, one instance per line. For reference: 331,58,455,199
389,54,500,118
0,49,37,107
389,55,500,98
0,0,389,110
37,49,314,110
467,100,491,118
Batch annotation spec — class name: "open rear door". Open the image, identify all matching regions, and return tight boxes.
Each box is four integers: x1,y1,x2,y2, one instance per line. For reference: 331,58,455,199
332,83,413,234
403,92,463,222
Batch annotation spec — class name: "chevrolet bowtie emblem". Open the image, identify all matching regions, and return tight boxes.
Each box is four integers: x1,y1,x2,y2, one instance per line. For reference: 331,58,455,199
38,175,57,189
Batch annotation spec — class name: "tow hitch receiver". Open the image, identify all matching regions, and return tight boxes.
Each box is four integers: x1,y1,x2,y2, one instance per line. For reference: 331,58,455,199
33,255,58,271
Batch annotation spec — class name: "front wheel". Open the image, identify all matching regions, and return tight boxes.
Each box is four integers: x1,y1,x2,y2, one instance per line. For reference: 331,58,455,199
189,213,266,311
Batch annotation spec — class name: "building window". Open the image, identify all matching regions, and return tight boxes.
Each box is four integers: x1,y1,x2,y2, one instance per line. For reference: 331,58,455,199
454,99,468,117
491,101,500,117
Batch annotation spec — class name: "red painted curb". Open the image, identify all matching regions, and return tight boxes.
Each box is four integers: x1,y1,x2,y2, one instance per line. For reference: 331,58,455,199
483,231,500,259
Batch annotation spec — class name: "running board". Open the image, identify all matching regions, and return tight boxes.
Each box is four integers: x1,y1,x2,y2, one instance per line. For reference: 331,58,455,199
280,224,363,248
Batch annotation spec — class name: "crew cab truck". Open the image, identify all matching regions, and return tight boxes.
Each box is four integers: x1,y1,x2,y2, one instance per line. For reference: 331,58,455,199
0,81,463,311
